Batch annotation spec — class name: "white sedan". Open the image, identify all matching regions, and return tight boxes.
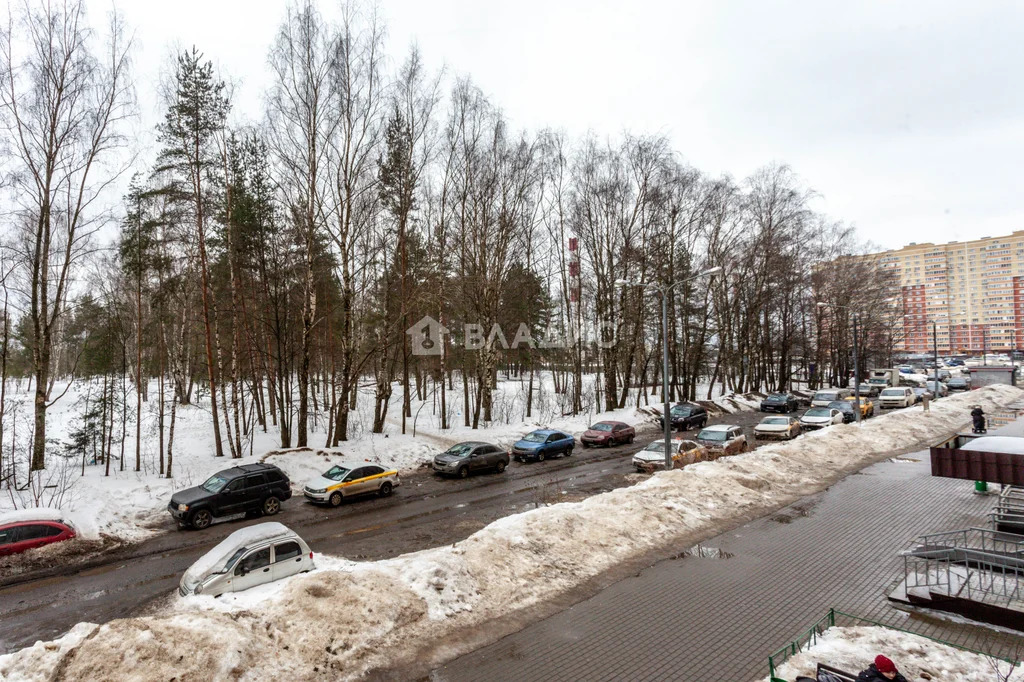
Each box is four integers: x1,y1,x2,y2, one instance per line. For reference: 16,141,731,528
799,407,844,431
754,416,802,440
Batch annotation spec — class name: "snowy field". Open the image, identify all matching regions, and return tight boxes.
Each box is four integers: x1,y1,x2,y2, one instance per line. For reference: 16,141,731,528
1,384,1019,681
0,373,755,542
768,625,1023,681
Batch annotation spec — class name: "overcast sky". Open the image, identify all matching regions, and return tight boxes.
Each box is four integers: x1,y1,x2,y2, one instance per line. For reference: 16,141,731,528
114,0,1024,252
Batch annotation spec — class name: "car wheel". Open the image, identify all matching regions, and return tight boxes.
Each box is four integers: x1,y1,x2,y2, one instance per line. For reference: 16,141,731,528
458,466,469,479
701,418,708,428
628,435,635,444
495,461,506,473
379,482,393,497
566,447,573,457
329,491,343,507
605,439,612,448
190,509,213,530
262,496,281,516
537,452,546,462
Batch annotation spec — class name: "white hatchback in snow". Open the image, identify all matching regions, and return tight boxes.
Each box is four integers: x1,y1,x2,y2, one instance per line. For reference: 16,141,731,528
178,522,314,597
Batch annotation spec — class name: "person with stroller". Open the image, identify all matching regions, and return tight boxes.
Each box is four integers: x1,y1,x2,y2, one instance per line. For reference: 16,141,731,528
971,405,987,434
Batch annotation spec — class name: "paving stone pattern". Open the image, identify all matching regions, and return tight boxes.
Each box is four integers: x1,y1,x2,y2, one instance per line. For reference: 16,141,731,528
433,454,1024,682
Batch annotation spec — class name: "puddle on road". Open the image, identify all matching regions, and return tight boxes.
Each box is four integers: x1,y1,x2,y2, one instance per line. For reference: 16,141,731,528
677,544,734,560
770,501,817,524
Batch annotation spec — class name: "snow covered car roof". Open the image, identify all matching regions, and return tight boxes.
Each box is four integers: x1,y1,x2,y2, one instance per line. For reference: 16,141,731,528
699,424,734,432
184,522,298,584
961,436,1024,455
0,508,70,527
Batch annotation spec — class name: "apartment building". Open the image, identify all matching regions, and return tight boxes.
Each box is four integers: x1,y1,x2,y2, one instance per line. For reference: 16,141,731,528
868,231,1024,353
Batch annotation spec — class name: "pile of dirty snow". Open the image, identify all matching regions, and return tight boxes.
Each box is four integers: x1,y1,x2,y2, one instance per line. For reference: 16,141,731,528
2,385,1020,682
768,625,1023,681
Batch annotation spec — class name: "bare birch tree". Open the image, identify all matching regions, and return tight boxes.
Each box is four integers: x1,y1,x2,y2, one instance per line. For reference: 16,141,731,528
0,0,134,471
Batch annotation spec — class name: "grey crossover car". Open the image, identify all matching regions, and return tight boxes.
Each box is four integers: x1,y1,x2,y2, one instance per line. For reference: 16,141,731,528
432,442,509,478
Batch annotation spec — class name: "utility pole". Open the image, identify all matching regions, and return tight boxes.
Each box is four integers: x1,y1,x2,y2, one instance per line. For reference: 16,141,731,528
852,314,861,424
618,266,723,471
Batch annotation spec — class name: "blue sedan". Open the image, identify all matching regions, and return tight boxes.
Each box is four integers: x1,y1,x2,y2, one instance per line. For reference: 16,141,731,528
511,429,575,462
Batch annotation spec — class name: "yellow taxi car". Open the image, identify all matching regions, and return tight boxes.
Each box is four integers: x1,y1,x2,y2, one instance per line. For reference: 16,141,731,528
845,395,875,418
303,463,400,507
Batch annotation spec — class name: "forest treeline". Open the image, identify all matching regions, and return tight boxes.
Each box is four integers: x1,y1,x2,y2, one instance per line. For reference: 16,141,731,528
0,0,897,481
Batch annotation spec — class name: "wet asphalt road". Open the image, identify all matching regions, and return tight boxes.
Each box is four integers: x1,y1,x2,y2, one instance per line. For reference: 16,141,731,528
0,403,875,654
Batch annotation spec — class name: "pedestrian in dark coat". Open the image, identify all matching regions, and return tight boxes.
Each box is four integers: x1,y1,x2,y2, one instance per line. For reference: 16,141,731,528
857,655,908,682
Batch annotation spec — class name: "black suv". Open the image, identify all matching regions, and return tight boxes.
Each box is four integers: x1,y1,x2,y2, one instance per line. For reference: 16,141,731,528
760,392,799,413
658,402,708,431
168,463,292,530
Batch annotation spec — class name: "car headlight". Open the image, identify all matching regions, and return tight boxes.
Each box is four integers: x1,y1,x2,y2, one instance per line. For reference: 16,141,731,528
178,503,189,512
193,583,203,595
308,488,326,494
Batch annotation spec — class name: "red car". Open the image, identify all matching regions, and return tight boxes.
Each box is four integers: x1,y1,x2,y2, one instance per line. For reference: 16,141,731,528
0,518,77,556
580,421,635,448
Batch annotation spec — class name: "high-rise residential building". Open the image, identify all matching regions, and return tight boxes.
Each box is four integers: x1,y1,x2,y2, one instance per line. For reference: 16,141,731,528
865,231,1024,354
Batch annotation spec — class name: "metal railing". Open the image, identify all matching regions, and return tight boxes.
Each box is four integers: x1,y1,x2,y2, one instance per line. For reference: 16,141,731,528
902,527,1024,609
766,608,1014,681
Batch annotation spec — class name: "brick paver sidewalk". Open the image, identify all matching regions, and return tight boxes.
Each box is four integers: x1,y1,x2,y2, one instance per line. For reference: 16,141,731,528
433,449,1024,681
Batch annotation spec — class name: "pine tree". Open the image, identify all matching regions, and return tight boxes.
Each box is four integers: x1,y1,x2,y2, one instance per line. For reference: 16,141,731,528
155,47,231,458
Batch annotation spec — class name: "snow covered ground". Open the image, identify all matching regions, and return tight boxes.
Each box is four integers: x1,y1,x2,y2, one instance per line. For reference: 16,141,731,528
1,384,1019,681
0,373,759,542
768,625,1023,681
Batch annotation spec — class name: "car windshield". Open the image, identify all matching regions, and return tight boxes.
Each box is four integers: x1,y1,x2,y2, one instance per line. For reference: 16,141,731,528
643,441,667,452
671,405,693,415
322,465,351,481
442,444,475,458
805,408,830,417
768,394,789,400
829,402,851,411
590,423,613,432
201,475,228,493
762,417,788,425
698,430,727,441
881,389,904,396
220,547,247,573
521,433,547,443
813,392,836,401
949,379,966,385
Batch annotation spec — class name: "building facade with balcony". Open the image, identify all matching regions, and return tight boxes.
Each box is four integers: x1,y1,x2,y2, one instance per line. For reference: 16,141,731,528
865,231,1024,353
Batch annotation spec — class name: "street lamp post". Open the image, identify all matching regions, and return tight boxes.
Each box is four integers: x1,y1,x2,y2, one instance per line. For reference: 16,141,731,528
818,302,861,424
617,266,722,472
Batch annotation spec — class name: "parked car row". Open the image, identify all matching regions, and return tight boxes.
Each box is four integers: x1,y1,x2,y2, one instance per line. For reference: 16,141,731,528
632,424,748,472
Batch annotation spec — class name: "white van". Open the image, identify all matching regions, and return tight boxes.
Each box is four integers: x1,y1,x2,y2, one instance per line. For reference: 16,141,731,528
179,522,314,597
811,388,852,407
878,386,915,409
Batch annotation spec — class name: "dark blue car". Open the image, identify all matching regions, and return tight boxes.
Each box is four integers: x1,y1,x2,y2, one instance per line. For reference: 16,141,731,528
511,429,575,462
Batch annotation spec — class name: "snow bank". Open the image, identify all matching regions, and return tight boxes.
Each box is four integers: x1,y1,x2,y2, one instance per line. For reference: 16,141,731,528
4,385,1021,682
767,625,1023,681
